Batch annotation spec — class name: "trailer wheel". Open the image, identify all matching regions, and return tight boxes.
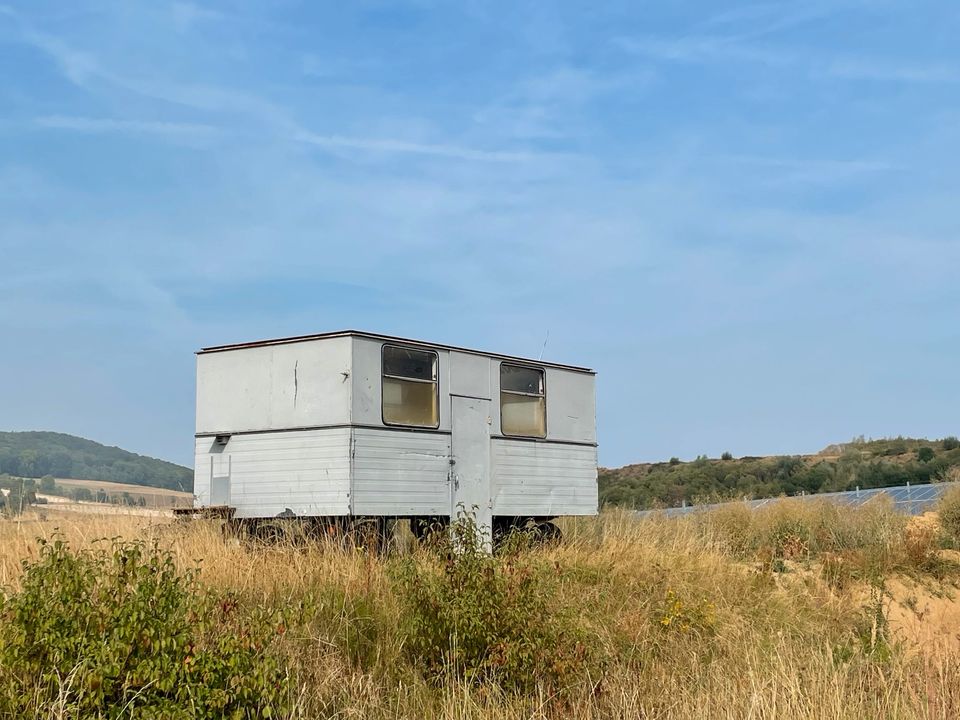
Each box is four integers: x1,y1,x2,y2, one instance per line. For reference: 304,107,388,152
493,519,562,551
410,517,448,546
533,520,562,544
222,518,251,541
345,517,391,554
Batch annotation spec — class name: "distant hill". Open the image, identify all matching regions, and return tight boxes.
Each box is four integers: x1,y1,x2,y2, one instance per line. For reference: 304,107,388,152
601,436,960,510
0,431,192,492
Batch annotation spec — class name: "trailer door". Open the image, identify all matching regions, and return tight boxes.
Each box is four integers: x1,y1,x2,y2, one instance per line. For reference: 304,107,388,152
450,395,492,546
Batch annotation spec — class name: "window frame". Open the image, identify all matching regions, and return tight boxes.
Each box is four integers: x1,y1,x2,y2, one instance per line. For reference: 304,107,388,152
381,344,441,429
499,362,547,438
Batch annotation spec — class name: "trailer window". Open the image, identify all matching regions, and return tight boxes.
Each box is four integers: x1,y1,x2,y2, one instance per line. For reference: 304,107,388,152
382,346,439,428
500,364,546,437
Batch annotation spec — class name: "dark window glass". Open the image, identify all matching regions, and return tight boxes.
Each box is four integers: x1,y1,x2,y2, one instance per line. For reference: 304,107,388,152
500,365,544,395
383,346,437,381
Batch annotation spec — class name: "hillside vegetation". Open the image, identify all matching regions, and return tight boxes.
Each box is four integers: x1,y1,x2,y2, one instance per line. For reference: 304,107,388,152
600,436,960,510
2,498,960,718
0,431,192,492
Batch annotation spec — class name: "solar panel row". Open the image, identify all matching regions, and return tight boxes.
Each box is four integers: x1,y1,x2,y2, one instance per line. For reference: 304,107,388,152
636,481,960,518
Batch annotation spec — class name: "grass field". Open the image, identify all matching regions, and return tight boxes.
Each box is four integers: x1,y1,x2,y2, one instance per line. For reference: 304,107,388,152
2,498,960,719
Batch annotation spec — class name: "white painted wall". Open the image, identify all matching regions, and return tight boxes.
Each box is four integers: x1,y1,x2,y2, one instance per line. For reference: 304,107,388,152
449,351,491,399
543,369,597,443
196,336,352,434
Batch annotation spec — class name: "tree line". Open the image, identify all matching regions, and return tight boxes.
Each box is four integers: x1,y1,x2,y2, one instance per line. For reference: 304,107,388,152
600,436,960,510
0,431,192,492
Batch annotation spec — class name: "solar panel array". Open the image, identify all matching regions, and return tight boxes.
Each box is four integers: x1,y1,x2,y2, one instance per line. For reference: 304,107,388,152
637,481,959,518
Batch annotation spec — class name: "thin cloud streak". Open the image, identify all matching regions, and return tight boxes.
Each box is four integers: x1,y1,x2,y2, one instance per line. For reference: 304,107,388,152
826,58,959,83
35,115,221,137
294,130,535,162
618,32,958,84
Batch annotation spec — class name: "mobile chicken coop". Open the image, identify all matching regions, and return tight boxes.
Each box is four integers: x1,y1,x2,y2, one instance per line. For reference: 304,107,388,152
192,331,597,543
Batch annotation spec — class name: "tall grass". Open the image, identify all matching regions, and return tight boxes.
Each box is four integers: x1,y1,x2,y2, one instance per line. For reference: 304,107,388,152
1,502,958,719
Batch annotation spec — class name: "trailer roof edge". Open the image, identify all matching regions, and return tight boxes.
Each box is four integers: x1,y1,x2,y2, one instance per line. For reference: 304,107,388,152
197,330,595,374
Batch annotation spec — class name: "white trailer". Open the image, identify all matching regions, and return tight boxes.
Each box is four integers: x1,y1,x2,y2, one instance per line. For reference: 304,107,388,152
192,331,597,542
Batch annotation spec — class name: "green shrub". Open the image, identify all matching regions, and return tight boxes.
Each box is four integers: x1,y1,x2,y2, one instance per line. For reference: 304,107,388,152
916,447,935,463
0,537,291,719
942,436,959,451
938,486,960,544
393,516,599,693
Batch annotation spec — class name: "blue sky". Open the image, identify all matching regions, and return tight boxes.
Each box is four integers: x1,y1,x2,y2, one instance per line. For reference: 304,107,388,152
1,1,958,468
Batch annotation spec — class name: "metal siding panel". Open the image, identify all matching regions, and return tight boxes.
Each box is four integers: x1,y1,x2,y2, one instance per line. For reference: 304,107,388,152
195,429,351,518
352,428,451,515
491,439,598,516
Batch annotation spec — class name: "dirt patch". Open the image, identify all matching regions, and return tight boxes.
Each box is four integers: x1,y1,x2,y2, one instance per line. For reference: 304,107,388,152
885,573,960,654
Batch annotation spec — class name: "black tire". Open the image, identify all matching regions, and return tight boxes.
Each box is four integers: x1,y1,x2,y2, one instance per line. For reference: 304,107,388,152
533,520,563,544
410,517,448,545
346,517,391,554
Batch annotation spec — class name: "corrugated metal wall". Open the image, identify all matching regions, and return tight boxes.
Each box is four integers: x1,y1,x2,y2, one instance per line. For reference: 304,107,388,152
491,439,598,516
351,428,450,515
194,429,351,518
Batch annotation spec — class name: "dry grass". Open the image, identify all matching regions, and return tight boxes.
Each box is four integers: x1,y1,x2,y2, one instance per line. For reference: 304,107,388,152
2,503,960,719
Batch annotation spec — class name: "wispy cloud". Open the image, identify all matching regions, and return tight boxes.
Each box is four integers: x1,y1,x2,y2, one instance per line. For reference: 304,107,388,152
473,65,655,141
698,1,842,38
617,1,958,85
171,2,223,32
3,0,959,467
826,58,959,83
293,130,534,162
20,29,99,86
619,32,958,85
707,153,894,186
35,115,221,137
2,5,106,88
9,13,528,163
617,35,794,67
617,0,845,67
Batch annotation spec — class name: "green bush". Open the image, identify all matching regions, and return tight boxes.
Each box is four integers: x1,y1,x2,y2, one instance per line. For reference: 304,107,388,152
39,475,57,493
916,447,935,462
938,486,960,544
0,538,291,719
943,436,960,451
393,516,598,693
